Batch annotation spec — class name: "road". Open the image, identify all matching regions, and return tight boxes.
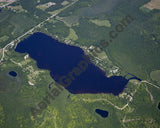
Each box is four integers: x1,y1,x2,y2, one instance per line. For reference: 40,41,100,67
141,80,160,89
0,0,78,64
82,79,159,111
82,96,133,111
0,0,16,8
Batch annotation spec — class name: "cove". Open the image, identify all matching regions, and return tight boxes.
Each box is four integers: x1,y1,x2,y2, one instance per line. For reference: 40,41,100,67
95,109,108,118
15,32,139,95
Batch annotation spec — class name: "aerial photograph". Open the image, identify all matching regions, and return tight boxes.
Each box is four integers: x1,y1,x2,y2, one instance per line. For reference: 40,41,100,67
0,0,160,127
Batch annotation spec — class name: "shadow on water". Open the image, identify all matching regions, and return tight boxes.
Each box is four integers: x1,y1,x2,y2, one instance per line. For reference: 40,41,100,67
15,32,141,96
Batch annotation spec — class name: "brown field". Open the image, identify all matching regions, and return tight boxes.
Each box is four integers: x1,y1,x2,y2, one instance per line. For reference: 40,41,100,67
144,0,160,10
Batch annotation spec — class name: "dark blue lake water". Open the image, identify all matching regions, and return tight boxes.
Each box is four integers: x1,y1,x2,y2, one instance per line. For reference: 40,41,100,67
95,109,108,118
9,71,17,77
15,32,139,95
158,102,160,110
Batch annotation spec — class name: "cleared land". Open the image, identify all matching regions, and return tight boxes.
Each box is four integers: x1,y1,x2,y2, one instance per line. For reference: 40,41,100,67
36,2,56,11
144,0,160,10
67,28,78,41
90,19,111,27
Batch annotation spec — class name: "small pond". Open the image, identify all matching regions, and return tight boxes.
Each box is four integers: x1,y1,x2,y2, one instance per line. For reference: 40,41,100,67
158,102,160,110
95,109,108,118
9,71,17,77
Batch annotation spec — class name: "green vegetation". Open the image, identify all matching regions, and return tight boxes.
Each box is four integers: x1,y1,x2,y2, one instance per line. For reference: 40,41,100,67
90,19,111,27
56,15,79,27
8,5,27,13
125,83,160,127
0,36,9,44
73,17,110,46
150,70,160,84
139,6,151,13
67,28,78,41
44,20,70,38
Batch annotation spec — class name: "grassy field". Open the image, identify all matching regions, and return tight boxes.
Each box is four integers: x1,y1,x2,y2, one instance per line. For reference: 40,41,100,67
90,19,111,27
150,70,160,84
67,28,78,41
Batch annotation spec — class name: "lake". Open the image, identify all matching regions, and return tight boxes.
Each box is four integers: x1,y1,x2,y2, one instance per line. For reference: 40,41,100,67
15,32,139,95
158,102,160,110
95,109,108,118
